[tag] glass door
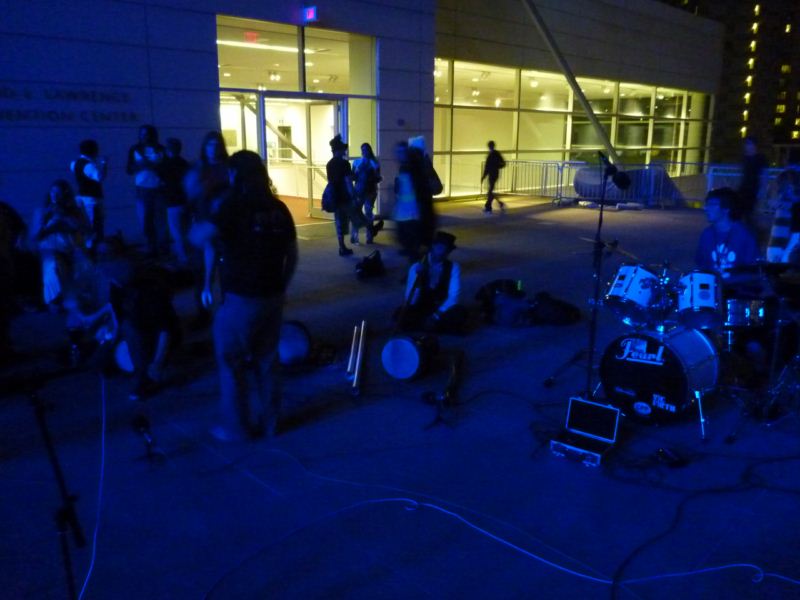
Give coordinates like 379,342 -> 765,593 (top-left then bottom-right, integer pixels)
263,97 -> 340,217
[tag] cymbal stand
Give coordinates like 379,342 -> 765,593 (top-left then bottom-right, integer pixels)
694,390 -> 708,440
30,389 -> 86,600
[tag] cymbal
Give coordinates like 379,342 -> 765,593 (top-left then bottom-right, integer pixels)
578,237 -> 639,261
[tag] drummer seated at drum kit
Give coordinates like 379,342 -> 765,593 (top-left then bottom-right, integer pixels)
395,231 -> 467,335
695,187 -> 759,279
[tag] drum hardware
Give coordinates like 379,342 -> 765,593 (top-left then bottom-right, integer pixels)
581,154 -> 632,401
423,350 -> 465,430
578,237 -> 639,261
29,386 -> 87,600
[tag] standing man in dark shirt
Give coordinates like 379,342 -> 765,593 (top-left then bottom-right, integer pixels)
193,150 -> 298,441
481,140 -> 506,214
127,125 -> 167,256
71,139 -> 107,248
161,138 -> 190,263
737,135 -> 768,230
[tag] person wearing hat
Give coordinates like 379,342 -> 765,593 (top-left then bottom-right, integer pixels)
398,230 -> 466,334
326,134 -> 379,256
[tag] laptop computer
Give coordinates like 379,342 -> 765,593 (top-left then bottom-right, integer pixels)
550,397 -> 621,467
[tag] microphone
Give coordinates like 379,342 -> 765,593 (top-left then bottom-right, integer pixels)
597,151 -> 618,175
598,151 -> 632,191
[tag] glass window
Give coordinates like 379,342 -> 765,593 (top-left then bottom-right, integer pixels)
305,28 -> 374,95
617,119 -> 650,147
433,106 -> 452,152
570,118 -> 612,146
217,16 -> 301,91
654,88 -> 684,118
618,83 -> 653,116
449,154 -> 486,196
520,71 -> 570,111
219,92 -> 259,153
518,112 -> 567,150
574,78 -> 615,115
652,121 -> 681,147
616,149 -> 648,165
684,120 -> 708,148
434,58 -> 452,105
686,92 -> 709,120
452,108 -> 515,151
453,61 -> 518,109
348,98 -> 376,153
432,154 -> 451,196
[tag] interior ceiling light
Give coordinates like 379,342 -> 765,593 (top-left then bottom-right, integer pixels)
471,77 -> 479,82
312,78 -> 320,83
529,80 -> 539,88
603,87 -> 611,94
216,40 -> 314,54
305,61 -> 314,67
223,72 -> 231,77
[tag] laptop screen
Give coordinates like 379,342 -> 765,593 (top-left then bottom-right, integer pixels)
566,397 -> 620,443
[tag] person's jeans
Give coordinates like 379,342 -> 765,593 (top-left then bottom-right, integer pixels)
213,293 -> 284,436
136,187 -> 168,254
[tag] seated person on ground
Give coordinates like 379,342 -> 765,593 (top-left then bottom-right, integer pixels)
66,261 -> 181,400
397,230 -> 466,334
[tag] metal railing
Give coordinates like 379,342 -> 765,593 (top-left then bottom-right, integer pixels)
486,160 -> 785,208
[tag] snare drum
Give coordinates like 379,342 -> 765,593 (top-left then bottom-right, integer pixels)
599,327 -> 718,422
604,264 -> 659,325
279,321 -> 312,366
381,335 -> 439,380
676,271 -> 722,330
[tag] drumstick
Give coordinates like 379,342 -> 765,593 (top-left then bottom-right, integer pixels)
346,325 -> 359,375
352,320 -> 367,395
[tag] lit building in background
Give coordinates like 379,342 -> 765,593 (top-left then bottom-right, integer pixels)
661,0 -> 800,164
0,0 -> 723,227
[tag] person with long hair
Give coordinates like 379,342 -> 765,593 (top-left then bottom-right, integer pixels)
32,180 -> 89,307
191,150 -> 298,441
126,125 -> 166,256
184,131 -> 230,327
351,142 -> 384,244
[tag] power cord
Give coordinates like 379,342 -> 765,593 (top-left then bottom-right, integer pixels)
78,375 -> 107,600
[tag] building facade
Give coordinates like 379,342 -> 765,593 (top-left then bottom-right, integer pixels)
0,0 -> 722,232
661,0 -> 800,164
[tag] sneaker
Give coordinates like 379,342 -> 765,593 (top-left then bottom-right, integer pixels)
499,201 -> 506,213
482,207 -> 493,214
350,237 -> 360,245
339,246 -> 354,256
372,219 -> 385,238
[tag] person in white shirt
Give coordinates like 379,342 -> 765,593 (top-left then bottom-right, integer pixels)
398,231 -> 466,334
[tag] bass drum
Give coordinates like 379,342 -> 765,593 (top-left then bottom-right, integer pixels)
599,327 -> 718,422
381,335 -> 439,380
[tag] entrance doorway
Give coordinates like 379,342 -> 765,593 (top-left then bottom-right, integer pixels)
264,98 -> 340,217
218,92 -> 342,218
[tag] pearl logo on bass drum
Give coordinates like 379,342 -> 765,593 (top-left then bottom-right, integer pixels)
615,338 -> 665,366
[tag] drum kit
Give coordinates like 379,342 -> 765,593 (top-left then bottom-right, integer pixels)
598,258 -> 800,428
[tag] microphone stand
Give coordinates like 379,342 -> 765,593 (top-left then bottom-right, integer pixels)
30,389 -> 86,600
585,154 -> 630,400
